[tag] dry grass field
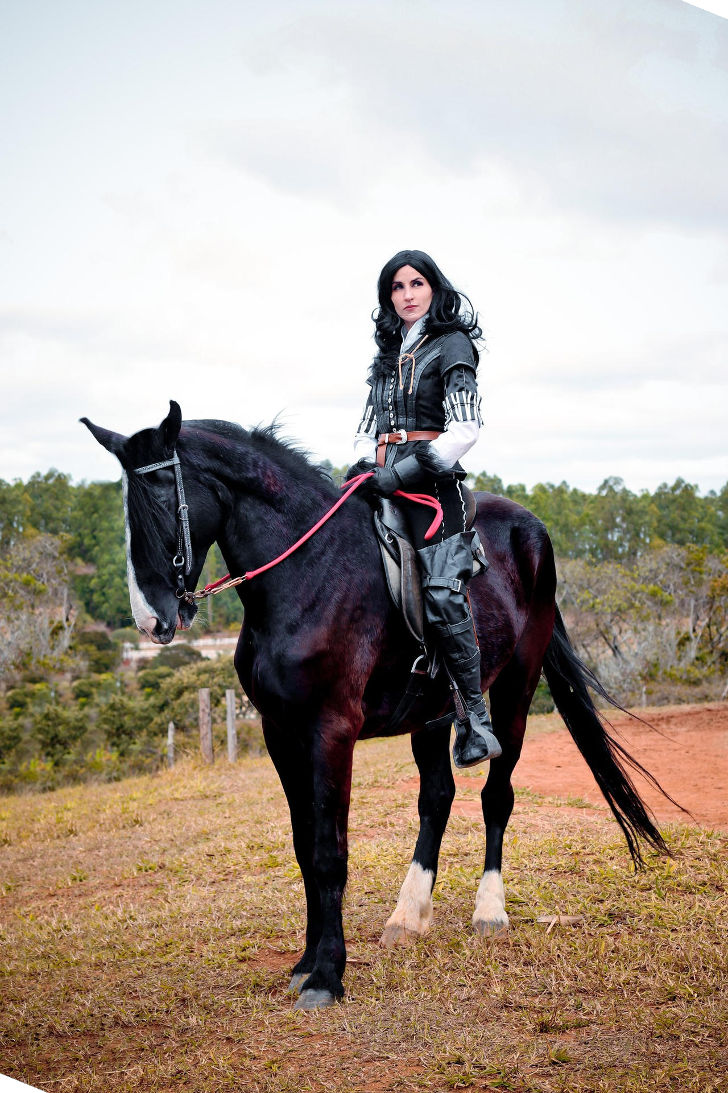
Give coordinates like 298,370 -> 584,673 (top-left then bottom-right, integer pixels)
1,710 -> 726,1092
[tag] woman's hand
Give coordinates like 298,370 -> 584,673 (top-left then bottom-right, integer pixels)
362,467 -> 400,497
360,456 -> 424,498
344,458 -> 376,482
347,455 -> 426,499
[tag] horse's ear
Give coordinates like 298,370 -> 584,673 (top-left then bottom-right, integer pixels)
161,401 -> 182,450
80,418 -> 127,459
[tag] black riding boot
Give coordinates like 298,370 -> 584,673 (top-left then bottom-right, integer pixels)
417,532 -> 502,768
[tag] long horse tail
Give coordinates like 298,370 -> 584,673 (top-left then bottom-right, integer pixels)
542,605 -> 674,867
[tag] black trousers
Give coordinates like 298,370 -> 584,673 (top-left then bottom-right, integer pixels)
400,476 -> 468,550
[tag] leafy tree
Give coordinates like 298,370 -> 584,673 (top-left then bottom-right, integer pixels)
23,470 -> 75,536
70,481 -> 128,628
652,479 -> 720,549
471,472 -> 505,495
0,479 -> 33,549
195,543 -> 244,631
469,473 -> 727,559
0,470 -> 75,548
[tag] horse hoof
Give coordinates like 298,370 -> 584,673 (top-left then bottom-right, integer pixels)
294,988 -> 337,1010
473,917 -> 510,938
379,923 -> 419,947
288,973 -> 308,994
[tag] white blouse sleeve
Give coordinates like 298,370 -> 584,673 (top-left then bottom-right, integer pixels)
353,390 -> 377,462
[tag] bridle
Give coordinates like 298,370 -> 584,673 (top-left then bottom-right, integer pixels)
132,452 -> 444,608
133,451 -> 193,603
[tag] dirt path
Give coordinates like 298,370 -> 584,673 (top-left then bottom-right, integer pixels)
505,701 -> 727,830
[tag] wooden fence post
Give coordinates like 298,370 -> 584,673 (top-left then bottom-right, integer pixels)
199,689 -> 213,763
226,689 -> 238,763
167,721 -> 175,768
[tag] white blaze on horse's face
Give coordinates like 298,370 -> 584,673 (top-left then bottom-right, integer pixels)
122,471 -> 159,640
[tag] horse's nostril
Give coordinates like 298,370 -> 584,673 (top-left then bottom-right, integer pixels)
153,618 -> 178,645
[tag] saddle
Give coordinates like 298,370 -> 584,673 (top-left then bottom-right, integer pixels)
373,486 -> 486,645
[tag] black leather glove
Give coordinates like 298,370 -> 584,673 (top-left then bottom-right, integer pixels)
361,456 -> 425,498
344,457 -> 376,482
364,466 -> 400,497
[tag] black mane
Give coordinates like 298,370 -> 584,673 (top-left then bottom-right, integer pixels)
249,423 -> 339,497
181,419 -> 339,498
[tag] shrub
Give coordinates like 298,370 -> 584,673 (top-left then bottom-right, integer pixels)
153,644 -> 203,669
0,717 -> 22,761
72,629 -> 119,674
32,705 -> 88,762
96,693 -> 151,755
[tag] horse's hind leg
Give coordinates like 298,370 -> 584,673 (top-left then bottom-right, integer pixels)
381,721 -> 455,946
473,639 -> 546,937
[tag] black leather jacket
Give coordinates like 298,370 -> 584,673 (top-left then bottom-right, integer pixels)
357,331 -> 481,475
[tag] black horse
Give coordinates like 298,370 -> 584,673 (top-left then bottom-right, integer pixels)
83,402 -> 667,1010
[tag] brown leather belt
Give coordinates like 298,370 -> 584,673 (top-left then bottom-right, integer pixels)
376,430 -> 441,467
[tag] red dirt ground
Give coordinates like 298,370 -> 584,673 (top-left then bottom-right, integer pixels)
460,701 -> 728,831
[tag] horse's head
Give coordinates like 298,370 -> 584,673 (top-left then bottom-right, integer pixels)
81,401 -> 203,644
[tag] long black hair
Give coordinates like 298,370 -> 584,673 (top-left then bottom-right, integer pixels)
371,250 -> 482,377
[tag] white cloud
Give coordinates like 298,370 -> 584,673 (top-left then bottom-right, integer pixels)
0,0 -> 725,495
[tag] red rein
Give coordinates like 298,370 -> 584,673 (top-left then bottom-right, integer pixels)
198,471 -> 443,596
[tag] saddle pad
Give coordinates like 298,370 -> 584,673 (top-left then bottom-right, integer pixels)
374,505 -> 425,644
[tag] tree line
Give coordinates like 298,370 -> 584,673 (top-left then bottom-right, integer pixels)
0,470 -> 242,632
470,472 -> 728,560
0,466 -> 726,790
1,468 -> 724,630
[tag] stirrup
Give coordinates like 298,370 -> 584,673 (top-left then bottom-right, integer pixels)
452,710 -> 502,768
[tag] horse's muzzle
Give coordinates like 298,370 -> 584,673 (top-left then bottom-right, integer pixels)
138,617 -> 177,644
153,620 -> 178,644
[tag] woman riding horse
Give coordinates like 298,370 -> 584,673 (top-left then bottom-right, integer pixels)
347,250 -> 500,769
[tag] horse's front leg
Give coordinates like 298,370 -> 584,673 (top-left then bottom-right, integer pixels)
262,718 -> 323,993
292,711 -> 357,1010
381,720 -> 455,946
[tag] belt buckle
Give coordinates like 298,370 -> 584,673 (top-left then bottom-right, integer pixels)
392,429 -> 408,444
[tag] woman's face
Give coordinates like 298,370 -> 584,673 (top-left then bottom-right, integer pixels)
391,265 -> 433,331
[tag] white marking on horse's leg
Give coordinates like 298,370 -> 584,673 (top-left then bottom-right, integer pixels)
380,862 -> 434,947
122,472 -> 158,637
472,869 -> 509,937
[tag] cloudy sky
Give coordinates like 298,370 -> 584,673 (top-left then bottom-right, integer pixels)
1,0 -> 726,494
